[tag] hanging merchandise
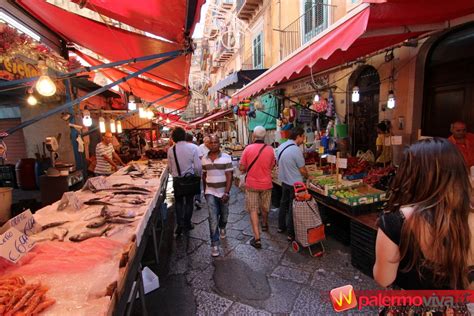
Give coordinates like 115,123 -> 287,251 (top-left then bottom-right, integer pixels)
289,106 -> 296,122
76,135 -> 84,153
313,98 -> 328,113
247,103 -> 256,118
0,140 -> 7,160
326,89 -> 335,117
233,105 -> 239,114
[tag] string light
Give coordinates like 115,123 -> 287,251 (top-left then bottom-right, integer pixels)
117,121 -> 123,133
351,86 -> 360,103
99,116 -> 106,133
387,90 -> 396,109
82,110 -> 92,127
26,88 -> 37,106
110,119 -> 116,133
166,117 -> 171,124
128,92 -> 136,111
35,60 -> 56,96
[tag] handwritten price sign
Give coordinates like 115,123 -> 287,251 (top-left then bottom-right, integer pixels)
0,210 -> 41,236
0,227 -> 36,263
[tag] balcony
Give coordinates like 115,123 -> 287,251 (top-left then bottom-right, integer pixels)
279,2 -> 334,60
220,0 -> 235,11
210,59 -> 220,74
236,0 -> 263,22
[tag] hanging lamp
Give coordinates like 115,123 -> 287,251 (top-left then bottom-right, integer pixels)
128,92 -> 136,111
387,90 -> 396,109
82,110 -> 92,127
35,60 -> 56,96
351,86 -> 360,103
110,119 -> 116,133
99,116 -> 106,133
26,88 -> 37,106
117,121 -> 123,133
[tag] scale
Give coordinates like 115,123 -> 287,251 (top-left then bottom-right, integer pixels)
45,136 -> 59,167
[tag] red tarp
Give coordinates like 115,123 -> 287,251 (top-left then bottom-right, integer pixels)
77,52 -> 189,109
190,109 -> 233,127
18,0 -> 190,87
69,0 -> 206,44
232,0 -> 474,102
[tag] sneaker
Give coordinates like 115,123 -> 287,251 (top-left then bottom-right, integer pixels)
219,228 -> 226,239
211,246 -> 220,257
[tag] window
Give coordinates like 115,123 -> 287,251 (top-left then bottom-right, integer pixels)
302,0 -> 328,43
194,99 -> 204,115
252,32 -> 264,69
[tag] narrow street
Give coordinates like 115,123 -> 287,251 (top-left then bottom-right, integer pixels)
141,184 -> 380,315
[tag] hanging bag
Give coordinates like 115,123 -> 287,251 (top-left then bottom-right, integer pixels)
172,146 -> 201,197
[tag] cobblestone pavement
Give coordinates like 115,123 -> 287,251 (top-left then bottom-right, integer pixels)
146,186 -> 381,315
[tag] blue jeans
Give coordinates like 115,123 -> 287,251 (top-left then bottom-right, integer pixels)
175,193 -> 194,229
206,194 -> 229,246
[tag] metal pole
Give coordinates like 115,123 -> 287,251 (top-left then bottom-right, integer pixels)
4,55 -> 182,137
0,50 -> 186,88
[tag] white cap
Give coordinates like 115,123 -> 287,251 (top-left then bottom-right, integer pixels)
254,126 -> 266,139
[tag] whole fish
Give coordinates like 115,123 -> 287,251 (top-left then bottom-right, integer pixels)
42,221 -> 69,230
112,190 -> 148,195
69,226 -> 111,242
86,217 -> 106,228
106,217 -> 135,224
84,200 -> 113,206
100,205 -> 122,218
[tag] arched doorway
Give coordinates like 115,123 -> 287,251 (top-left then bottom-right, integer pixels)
348,66 -> 380,155
422,23 -> 474,137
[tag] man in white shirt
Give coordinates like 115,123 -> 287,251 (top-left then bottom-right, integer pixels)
198,136 -> 210,159
167,128 -> 202,236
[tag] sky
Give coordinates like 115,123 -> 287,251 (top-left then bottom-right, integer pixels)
192,1 -> 210,39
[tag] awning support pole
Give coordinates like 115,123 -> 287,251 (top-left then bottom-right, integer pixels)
5,54 -> 183,137
0,50 -> 186,89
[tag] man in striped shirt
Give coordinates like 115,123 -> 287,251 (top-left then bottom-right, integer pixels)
202,135 -> 233,257
94,132 -> 124,176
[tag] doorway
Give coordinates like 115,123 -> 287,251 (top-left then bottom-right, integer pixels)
348,66 -> 380,155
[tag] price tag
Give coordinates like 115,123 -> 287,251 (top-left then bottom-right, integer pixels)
391,136 -> 402,145
327,155 -> 337,164
0,210 -> 41,236
57,192 -> 83,211
336,158 -> 348,169
87,176 -> 110,191
318,146 -> 325,154
0,227 -> 36,263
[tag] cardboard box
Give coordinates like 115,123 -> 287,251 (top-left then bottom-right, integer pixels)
329,185 -> 387,206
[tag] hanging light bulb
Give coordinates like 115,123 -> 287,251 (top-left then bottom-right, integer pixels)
117,120 -> 123,133
128,93 -> 136,111
138,104 -> 147,119
159,113 -> 163,120
26,88 -> 37,106
387,90 -> 396,109
35,60 -> 56,96
82,109 -> 92,127
110,119 -> 116,133
313,93 -> 320,103
166,117 -> 171,124
99,116 -> 106,133
147,110 -> 155,120
351,86 -> 360,103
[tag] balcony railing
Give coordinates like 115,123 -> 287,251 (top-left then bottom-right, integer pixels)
279,2 -> 334,60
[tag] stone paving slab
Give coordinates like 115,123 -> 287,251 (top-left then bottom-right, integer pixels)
191,209 -> 209,224
219,236 -> 244,256
224,302 -> 271,316
194,289 -> 233,316
227,244 -> 283,274
186,220 -> 210,242
188,265 -> 215,293
271,265 -> 312,284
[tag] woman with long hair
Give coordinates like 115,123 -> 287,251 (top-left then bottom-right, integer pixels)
373,138 -> 474,289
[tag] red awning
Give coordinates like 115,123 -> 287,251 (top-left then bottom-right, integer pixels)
68,0 -> 206,44
190,109 -> 233,127
77,52 -> 189,109
232,0 -> 474,102
17,0 -> 190,87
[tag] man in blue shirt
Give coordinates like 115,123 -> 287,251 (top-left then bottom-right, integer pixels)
276,127 -> 308,240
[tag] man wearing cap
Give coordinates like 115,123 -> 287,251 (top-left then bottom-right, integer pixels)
239,126 -> 276,249
94,131 -> 124,176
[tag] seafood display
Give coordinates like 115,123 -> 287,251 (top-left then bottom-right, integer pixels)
0,160 -> 168,315
0,276 -> 55,315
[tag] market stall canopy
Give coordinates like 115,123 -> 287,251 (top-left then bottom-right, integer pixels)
208,69 -> 268,95
189,109 -> 233,127
77,52 -> 189,109
68,0 -> 205,44
232,0 -> 474,102
70,77 -> 120,99
17,0 -> 191,87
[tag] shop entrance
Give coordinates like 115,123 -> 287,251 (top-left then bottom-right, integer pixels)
422,24 -> 474,137
348,66 -> 380,155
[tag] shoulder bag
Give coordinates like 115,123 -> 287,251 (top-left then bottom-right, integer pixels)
239,144 -> 267,189
172,145 -> 201,197
277,143 -> 296,163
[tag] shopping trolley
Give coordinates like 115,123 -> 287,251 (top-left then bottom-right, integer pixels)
292,182 -> 325,257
